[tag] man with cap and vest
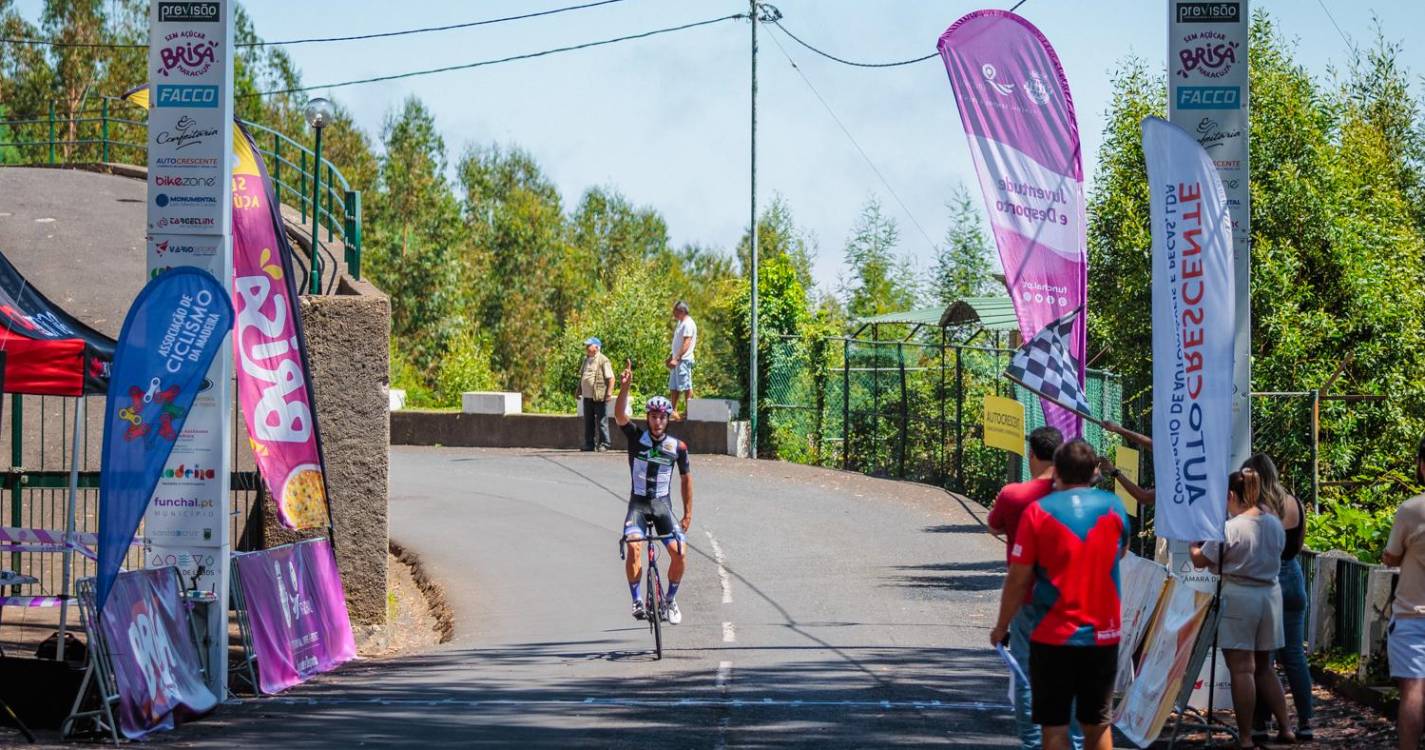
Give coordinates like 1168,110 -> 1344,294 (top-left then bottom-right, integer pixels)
578,337 -> 616,451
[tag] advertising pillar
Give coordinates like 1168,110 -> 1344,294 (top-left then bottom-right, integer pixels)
1168,0 -> 1250,469
144,0 -> 234,697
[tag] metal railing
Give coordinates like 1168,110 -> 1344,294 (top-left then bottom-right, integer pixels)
0,99 -> 362,282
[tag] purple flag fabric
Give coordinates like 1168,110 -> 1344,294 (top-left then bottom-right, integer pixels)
232,539 -> 355,693
938,10 -> 1087,437
99,567 -> 217,739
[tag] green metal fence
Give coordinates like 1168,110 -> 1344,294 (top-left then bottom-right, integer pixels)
0,98 -> 362,284
4,392 -> 263,598
764,334 -> 1123,504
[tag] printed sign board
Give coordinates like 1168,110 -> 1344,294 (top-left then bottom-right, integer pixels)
1168,0 -> 1250,467
143,0 -> 235,699
983,395 -> 1026,456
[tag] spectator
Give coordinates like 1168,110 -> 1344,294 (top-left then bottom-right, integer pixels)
1189,469 -> 1296,748
577,337 -> 615,451
666,301 -> 697,421
1383,437 -> 1425,750
987,427 -> 1082,750
1245,453 -> 1313,742
990,439 -> 1127,750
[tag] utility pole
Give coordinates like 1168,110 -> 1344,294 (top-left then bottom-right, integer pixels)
748,0 -> 760,459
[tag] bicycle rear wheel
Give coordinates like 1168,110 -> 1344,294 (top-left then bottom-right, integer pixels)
648,563 -> 663,660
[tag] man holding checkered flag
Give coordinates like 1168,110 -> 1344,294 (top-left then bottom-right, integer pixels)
1004,308 -> 1095,422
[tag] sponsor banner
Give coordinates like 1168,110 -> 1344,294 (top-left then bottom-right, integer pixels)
157,1 -> 221,24
97,269 -> 233,612
1112,555 -> 1169,708
99,567 -> 217,739
146,0 -> 230,236
938,11 -> 1087,438
1115,446 -> 1141,516
232,122 -> 331,530
232,539 -> 355,693
1169,0 -> 1250,466
982,395 -> 1026,456
147,544 -> 221,594
1113,577 -> 1214,746
1142,117 -> 1233,542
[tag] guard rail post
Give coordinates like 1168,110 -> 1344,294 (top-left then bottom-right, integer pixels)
100,99 -> 110,163
344,190 -> 362,279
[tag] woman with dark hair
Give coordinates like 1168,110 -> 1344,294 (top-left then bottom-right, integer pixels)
1244,453 -> 1313,741
1190,469 -> 1296,749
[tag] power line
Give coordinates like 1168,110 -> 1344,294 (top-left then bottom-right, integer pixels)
256,0 -> 629,47
1313,0 -> 1357,53
770,19 -> 936,68
761,0 -> 1031,70
763,26 -> 942,257
245,14 -> 746,98
0,0 -> 629,50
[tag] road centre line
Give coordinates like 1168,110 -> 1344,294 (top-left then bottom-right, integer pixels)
722,621 -> 736,643
704,529 -> 733,604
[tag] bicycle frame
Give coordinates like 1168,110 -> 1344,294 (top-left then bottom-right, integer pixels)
619,529 -> 678,659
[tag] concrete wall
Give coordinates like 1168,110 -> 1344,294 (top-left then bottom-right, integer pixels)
262,275 -> 391,627
391,411 -> 743,456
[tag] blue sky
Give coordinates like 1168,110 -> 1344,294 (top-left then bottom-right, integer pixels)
20,1 -> 1425,292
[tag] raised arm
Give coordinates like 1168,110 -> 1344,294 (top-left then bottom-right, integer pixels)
1103,420 -> 1154,450
614,360 -> 632,427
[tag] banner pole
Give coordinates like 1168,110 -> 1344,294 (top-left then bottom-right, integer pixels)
57,395 -> 83,662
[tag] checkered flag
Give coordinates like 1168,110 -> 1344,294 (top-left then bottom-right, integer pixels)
1005,309 -> 1093,417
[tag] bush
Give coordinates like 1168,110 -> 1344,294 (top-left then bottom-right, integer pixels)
434,330 -> 498,405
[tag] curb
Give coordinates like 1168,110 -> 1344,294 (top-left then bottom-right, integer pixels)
389,540 -> 456,644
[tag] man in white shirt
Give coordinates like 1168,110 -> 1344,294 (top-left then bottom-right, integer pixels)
666,300 -> 697,421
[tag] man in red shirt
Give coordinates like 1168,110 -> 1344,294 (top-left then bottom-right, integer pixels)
991,439 -> 1129,750
987,427 -> 1068,749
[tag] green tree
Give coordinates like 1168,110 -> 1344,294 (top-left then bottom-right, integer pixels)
934,184 -> 996,305
1088,14 -> 1425,548
570,186 -> 670,291
365,97 -> 464,374
543,261 -> 679,412
459,144 -> 580,400
839,194 -> 917,319
735,194 -> 816,292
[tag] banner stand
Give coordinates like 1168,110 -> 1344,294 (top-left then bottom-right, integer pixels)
1162,592 -> 1235,749
228,564 -> 260,696
61,578 -> 121,745
56,396 -> 83,661
62,569 -> 210,744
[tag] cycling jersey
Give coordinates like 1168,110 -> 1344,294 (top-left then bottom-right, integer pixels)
621,423 -> 690,499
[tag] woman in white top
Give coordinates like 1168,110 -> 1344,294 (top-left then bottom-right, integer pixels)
1190,469 -> 1296,749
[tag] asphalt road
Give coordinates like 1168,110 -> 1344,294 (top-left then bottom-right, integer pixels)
49,447 -> 1017,748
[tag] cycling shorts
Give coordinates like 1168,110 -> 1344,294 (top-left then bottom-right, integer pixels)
623,495 -> 684,546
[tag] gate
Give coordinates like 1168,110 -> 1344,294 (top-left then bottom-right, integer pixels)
3,392 -> 263,598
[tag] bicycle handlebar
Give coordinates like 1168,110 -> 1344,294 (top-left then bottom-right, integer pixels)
618,533 -> 679,560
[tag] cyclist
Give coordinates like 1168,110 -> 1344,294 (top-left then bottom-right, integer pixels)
614,359 -> 692,625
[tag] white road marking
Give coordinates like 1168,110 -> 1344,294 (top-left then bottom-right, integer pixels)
716,660 -> 733,694
705,529 -> 732,604
722,621 -> 736,643
33,217 -> 54,223
270,696 -> 1011,711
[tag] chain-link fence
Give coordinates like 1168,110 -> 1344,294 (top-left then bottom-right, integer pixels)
764,334 -> 1123,505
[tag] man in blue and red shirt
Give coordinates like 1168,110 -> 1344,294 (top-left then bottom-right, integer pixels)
987,426 -> 1066,749
990,439 -> 1128,750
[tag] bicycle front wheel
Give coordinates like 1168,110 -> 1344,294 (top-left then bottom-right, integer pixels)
648,564 -> 663,660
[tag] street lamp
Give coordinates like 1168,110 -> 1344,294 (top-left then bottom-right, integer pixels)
303,97 -> 334,294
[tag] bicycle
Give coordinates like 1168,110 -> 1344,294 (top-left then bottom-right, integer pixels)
619,525 -> 678,660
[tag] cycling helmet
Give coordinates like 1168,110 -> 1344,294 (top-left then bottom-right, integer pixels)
645,396 -> 674,415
